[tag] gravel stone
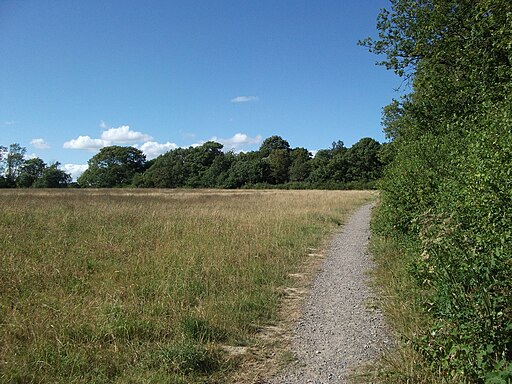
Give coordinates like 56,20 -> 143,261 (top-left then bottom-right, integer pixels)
270,203 -> 390,383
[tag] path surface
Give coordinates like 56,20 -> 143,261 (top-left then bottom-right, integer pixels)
270,203 -> 390,383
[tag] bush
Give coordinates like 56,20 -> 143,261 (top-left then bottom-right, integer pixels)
366,1 -> 512,381
375,93 -> 512,384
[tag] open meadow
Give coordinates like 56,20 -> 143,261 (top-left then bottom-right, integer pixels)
0,189 -> 375,383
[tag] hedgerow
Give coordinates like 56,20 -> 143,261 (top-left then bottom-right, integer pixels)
362,1 -> 512,381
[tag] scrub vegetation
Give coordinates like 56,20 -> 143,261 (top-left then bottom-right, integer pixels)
0,189 -> 374,383
361,1 -> 512,382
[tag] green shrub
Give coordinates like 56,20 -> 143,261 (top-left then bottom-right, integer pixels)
365,1 -> 512,381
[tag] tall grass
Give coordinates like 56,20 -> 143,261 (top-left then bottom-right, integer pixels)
0,189 -> 374,383
366,233 -> 449,384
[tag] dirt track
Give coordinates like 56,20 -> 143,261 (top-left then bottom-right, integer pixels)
269,203 -> 390,383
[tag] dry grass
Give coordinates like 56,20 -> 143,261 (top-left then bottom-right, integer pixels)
0,189 -> 375,383
362,234 -> 450,384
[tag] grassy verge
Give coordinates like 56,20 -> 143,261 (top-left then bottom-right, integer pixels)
365,234 -> 446,383
365,211 -> 461,383
0,189 -> 374,383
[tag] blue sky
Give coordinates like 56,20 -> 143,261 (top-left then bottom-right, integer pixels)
1,0 -> 399,179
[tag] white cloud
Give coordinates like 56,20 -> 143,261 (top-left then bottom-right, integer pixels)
63,164 -> 88,181
230,96 -> 259,103
4,120 -> 16,125
139,141 -> 178,159
210,133 -> 262,151
190,141 -> 204,148
63,135 -> 107,150
101,125 -> 153,143
63,124 -> 153,151
30,138 -> 50,149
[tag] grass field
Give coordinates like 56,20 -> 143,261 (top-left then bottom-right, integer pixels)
0,189 -> 375,383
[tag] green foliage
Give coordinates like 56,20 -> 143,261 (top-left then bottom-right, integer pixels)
267,148 -> 291,184
0,132 -> 382,190
34,162 -> 72,188
140,143 -> 227,188
3,143 -> 26,184
0,147 -> 72,188
258,135 -> 290,158
0,137 -> 384,190
78,145 -> 146,187
345,137 -> 383,182
289,148 -> 312,182
17,157 -> 46,187
413,104 -> 512,381
365,0 -> 512,381
135,136 -> 384,190
224,153 -> 269,188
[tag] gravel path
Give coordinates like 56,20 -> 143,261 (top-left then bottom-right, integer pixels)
270,203 -> 390,383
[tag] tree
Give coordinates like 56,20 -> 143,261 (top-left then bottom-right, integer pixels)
17,158 -> 46,187
225,153 -> 269,188
362,1 -> 512,380
259,135 -> 290,158
307,149 -> 333,183
34,162 -> 71,188
4,143 -> 26,185
344,138 -> 382,182
184,142 -> 225,187
0,145 -> 6,172
141,142 -> 227,188
326,153 -> 348,183
0,146 -> 7,187
78,146 -> 146,187
200,151 -> 235,188
330,140 -> 346,155
189,141 -> 224,167
267,149 -> 291,184
325,141 -> 349,183
289,148 -> 312,182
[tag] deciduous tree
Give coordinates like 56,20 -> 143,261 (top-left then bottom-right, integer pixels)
17,157 -> 46,187
259,135 -> 290,158
267,149 -> 291,184
289,148 -> 312,182
4,143 -> 26,185
78,146 -> 146,187
34,162 -> 71,188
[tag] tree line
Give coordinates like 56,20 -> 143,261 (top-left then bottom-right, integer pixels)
0,136 -> 387,189
362,0 -> 512,381
0,144 -> 71,188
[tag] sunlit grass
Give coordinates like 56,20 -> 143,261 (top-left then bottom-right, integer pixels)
0,189 -> 375,383
363,233 -> 449,384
